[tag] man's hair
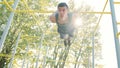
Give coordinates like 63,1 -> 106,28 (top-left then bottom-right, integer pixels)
57,2 -> 68,9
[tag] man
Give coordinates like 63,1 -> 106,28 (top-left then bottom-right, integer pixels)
49,2 -> 76,46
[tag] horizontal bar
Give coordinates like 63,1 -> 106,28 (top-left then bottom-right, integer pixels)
0,2 -> 4,4
0,1 -> 13,4
117,32 -> 120,38
0,53 -> 11,57
117,22 -> 120,24
3,0 -> 13,10
114,2 -> 120,4
12,10 -> 111,14
79,12 -> 111,14
13,10 -> 53,13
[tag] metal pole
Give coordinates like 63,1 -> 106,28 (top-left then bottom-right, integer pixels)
0,0 -> 19,53
109,0 -> 120,68
8,32 -> 21,68
35,34 -> 44,68
26,44 -> 29,68
92,35 -> 94,68
88,53 -> 90,68
42,46 -> 49,68
22,43 -> 29,68
22,58 -> 26,68
35,50 -> 40,68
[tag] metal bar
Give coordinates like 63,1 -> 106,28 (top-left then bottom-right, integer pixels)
22,42 -> 29,68
92,35 -> 94,68
13,10 -> 111,14
94,0 -> 108,34
117,22 -> 120,24
26,43 -> 29,68
42,46 -> 49,68
8,32 -> 21,68
88,56 -> 90,68
35,34 -> 44,68
117,32 -> 120,38
0,2 -> 4,4
0,0 -> 19,53
114,2 -> 120,4
91,0 -> 108,67
80,12 -> 110,14
109,0 -> 120,68
22,58 -> 26,68
21,0 -> 42,27
35,50 -> 40,68
0,1 -> 13,4
3,0 -> 13,10
0,53 -> 11,57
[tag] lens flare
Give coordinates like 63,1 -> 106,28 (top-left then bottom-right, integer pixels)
74,18 -> 82,28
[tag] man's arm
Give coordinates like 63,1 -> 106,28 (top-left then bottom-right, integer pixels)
49,13 -> 57,23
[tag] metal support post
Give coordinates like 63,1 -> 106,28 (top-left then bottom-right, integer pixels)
109,0 -> 120,68
0,0 -> 19,52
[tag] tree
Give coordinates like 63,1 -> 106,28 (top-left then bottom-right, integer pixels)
0,0 -> 102,68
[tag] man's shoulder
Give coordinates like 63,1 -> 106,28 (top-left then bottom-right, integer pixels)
69,12 -> 77,16
68,12 -> 73,17
68,12 -> 73,15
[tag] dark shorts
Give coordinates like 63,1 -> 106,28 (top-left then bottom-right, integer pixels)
58,26 -> 75,39
59,32 -> 74,39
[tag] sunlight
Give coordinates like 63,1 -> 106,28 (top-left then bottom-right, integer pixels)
73,0 -> 118,68
74,18 -> 82,28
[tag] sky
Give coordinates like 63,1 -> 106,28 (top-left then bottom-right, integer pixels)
59,0 -> 119,68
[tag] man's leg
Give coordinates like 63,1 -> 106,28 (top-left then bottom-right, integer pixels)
64,40 -> 67,46
60,33 -> 69,46
68,31 -> 74,46
68,37 -> 72,46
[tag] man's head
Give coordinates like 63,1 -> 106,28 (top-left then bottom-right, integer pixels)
57,2 -> 69,18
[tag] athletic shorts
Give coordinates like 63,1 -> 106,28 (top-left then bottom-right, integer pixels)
59,32 -> 74,39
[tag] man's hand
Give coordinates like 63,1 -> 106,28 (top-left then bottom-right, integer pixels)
50,11 -> 58,23
49,15 -> 56,23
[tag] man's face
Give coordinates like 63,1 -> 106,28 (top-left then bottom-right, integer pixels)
58,7 -> 68,18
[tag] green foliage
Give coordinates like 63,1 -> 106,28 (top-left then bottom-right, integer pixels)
0,0 -> 102,68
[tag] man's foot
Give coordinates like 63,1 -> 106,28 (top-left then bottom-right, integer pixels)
64,39 -> 71,46
68,40 -> 71,46
64,40 -> 67,46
